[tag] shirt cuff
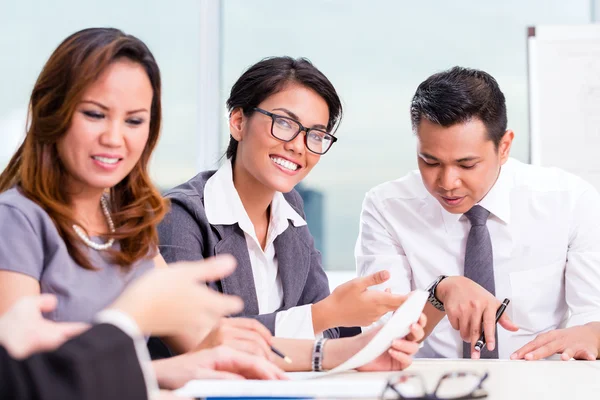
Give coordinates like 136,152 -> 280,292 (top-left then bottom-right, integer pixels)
95,309 -> 159,400
275,304 -> 322,339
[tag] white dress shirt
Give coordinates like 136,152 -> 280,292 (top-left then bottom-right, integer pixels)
356,158 -> 600,359
204,160 -> 318,339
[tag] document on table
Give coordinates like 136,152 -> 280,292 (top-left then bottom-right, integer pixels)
175,291 -> 428,398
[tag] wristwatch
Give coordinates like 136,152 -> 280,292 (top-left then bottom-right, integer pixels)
426,275 -> 447,312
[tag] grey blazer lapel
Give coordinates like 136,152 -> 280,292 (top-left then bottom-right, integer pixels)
213,224 -> 260,316
274,224 -> 310,310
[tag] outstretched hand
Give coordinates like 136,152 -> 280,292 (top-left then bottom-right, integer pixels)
0,294 -> 89,359
323,270 -> 408,328
109,255 -> 243,337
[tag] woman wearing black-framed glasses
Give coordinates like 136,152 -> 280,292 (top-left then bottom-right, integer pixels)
252,106 -> 338,155
157,56 -> 424,372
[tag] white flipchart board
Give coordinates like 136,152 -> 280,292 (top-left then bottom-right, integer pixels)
528,25 -> 600,191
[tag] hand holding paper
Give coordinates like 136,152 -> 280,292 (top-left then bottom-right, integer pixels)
326,290 -> 428,375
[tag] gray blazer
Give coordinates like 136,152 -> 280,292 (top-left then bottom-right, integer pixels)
158,171 -> 339,339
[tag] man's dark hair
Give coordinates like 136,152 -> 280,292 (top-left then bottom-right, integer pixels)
410,66 -> 507,148
225,56 -> 342,161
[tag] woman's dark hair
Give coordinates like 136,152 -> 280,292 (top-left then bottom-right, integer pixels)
410,66 -> 507,148
0,27 -> 168,270
225,56 -> 343,160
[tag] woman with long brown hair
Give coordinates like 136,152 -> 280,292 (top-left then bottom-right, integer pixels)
0,27 -> 289,389
0,27 -> 166,319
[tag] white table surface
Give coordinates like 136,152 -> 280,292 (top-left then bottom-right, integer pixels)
178,359 -> 600,399
323,359 -> 600,399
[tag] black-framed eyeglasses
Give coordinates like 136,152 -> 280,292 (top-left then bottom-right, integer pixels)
382,371 -> 489,400
252,107 -> 338,155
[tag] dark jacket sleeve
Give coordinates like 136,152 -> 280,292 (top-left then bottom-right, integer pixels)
158,199 -> 207,263
152,198 -> 207,359
0,324 -> 147,400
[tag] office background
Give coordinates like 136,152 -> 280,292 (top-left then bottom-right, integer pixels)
1,0 -> 598,276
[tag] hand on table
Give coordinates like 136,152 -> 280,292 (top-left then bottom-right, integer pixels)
511,324 -> 600,361
196,317 -> 273,359
154,345 -> 287,390
436,276 -> 519,359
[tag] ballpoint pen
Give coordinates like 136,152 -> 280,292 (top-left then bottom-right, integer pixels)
474,298 -> 510,352
271,345 -> 292,364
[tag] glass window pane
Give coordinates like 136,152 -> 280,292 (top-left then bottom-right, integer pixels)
0,0 -> 207,189
222,0 -> 591,271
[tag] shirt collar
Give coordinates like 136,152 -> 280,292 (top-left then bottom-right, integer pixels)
271,191 -> 307,229
204,159 -> 306,240
477,158 -> 514,225
438,158 -> 515,232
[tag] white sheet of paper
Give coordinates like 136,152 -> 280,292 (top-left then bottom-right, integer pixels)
175,375 -> 395,398
322,290 -> 428,376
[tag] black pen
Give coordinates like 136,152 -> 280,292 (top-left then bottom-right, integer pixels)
474,298 -> 510,352
271,345 -> 292,364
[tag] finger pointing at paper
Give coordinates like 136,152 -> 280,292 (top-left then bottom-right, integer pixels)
311,270 -> 408,333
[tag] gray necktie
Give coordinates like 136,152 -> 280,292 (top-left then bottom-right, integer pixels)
462,205 -> 498,359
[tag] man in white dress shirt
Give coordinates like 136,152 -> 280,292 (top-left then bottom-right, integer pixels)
356,66 -> 600,361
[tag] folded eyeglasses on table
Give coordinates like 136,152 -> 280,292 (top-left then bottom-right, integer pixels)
382,371 -> 489,400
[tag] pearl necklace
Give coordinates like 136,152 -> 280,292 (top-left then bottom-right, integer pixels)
72,195 -> 115,251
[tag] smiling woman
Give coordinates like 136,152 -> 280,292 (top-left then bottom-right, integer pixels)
57,60 -> 152,200
0,27 -> 165,271
157,56 -> 416,348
